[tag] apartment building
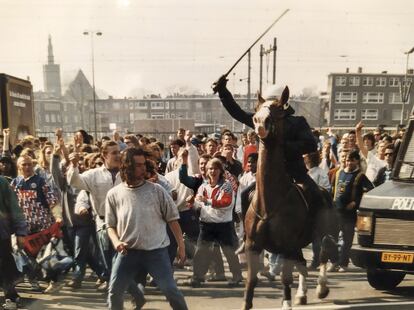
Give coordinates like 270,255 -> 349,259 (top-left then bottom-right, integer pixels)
328,68 -> 414,127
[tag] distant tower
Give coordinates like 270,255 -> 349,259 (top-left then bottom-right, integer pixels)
43,35 -> 62,97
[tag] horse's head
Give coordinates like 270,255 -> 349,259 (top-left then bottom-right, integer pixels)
253,86 -> 289,140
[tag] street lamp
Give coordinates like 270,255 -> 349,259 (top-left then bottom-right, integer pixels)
83,30 -> 102,140
400,47 -> 414,125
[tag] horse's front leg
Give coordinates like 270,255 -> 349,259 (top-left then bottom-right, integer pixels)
294,255 -> 308,305
241,247 -> 261,310
281,257 -> 294,310
317,235 -> 335,299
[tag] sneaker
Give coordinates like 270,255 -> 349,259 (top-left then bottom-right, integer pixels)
97,281 -> 108,292
327,263 -> 339,272
182,277 -> 202,288
206,273 -> 227,282
67,279 -> 82,289
44,281 -> 63,294
227,276 -> 243,287
29,281 -> 43,292
2,299 -> 17,310
338,266 -> 347,273
95,278 -> 104,287
260,270 -> 276,281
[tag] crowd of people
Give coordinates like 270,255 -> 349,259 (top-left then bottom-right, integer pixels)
0,116 -> 404,309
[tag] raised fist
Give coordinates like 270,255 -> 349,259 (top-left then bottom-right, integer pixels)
212,75 -> 228,93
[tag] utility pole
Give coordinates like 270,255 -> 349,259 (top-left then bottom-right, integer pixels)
273,37 -> 277,85
400,47 -> 414,125
259,45 -> 264,94
247,50 -> 251,110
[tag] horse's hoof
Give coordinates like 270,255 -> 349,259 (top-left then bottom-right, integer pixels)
294,295 -> 307,305
317,284 -> 330,299
281,299 -> 292,310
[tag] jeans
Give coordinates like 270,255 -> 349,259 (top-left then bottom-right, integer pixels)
97,228 -> 114,281
268,253 -> 283,275
108,247 -> 188,310
0,238 -> 20,301
42,257 -> 74,282
193,222 -> 242,280
73,225 -> 105,282
336,214 -> 356,267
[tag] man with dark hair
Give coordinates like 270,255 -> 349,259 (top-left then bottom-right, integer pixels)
165,139 -> 185,174
204,138 -> 218,157
373,145 -> 395,186
106,148 -> 188,310
331,150 -> 373,272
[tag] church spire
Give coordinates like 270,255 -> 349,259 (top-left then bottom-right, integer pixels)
48,34 -> 54,64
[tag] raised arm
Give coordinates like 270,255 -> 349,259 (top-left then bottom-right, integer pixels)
214,75 -> 254,128
355,121 -> 368,159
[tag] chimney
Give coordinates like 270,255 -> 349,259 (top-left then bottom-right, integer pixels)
408,69 -> 414,75
345,68 -> 349,73
357,67 -> 362,73
381,71 -> 387,74
27,76 -> 30,81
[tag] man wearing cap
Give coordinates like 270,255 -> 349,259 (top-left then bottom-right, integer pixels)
213,76 -> 323,248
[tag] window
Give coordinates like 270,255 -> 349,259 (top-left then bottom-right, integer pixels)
334,109 -> 356,120
44,103 -> 60,111
389,92 -> 409,104
165,102 -> 169,109
45,113 -> 50,123
151,113 -> 164,119
113,102 -> 120,109
362,92 -> 384,104
57,114 -> 61,122
195,102 -> 203,109
176,101 -> 189,109
51,114 -> 56,123
389,77 -> 400,87
335,76 -> 346,86
376,77 -> 386,87
361,109 -> 378,120
392,109 -> 402,121
402,78 -> 413,87
335,92 -> 357,104
194,112 -> 203,121
362,77 -> 374,86
349,77 -> 360,86
135,102 -> 147,109
134,112 -> 147,120
151,102 -> 164,109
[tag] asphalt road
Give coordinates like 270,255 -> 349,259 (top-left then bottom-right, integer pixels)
4,248 -> 414,310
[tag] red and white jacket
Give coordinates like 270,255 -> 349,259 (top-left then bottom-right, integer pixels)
194,179 -> 234,223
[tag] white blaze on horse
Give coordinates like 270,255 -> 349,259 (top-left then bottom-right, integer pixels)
242,85 -> 337,310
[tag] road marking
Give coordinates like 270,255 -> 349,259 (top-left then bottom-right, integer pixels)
234,300 -> 414,309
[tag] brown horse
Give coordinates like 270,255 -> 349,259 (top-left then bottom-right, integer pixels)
242,86 -> 336,310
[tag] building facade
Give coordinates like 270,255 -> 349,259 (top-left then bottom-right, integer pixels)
327,68 -> 414,128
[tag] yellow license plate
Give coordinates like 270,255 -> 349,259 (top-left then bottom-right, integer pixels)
381,252 -> 414,264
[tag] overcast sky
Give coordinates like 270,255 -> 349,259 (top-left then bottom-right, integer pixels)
1,0 -> 413,97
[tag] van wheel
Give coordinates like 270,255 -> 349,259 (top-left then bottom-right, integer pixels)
367,269 -> 405,290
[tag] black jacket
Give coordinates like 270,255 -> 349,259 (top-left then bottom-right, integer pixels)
219,88 -> 317,180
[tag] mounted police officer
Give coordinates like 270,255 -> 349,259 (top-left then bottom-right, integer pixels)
213,75 -> 325,253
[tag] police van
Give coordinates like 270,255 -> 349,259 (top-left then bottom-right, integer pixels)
351,117 -> 414,290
